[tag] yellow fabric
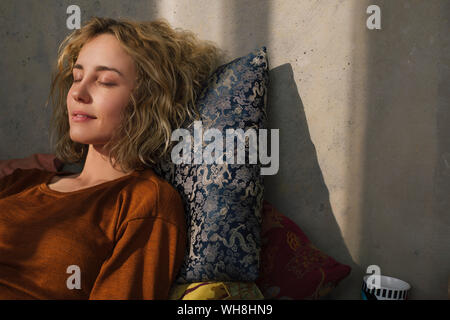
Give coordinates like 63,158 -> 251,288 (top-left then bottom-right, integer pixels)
169,281 -> 264,300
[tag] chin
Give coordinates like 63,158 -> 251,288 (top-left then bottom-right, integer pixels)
70,135 -> 108,147
69,133 -> 91,145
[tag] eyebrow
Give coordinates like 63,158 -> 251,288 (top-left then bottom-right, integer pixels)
73,63 -> 124,77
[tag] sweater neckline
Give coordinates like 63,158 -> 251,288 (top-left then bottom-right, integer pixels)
39,170 -> 141,196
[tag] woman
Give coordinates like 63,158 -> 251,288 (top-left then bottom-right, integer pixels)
0,17 -> 225,299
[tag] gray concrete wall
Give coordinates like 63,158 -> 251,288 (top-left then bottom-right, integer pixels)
0,0 -> 448,299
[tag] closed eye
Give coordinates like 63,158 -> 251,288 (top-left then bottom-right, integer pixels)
72,79 -> 116,87
98,81 -> 116,87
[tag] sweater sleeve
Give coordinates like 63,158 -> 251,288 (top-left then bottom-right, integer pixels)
88,216 -> 186,300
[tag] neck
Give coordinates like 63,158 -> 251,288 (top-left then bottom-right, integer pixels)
76,144 -> 133,184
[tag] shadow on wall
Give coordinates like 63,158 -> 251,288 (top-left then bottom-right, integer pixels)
358,0 -> 450,299
262,64 -> 361,299
220,0 -> 362,299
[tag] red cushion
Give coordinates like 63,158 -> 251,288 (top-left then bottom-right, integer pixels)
255,200 -> 351,299
0,154 -> 63,178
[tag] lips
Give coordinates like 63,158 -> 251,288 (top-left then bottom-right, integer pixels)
72,111 -> 97,119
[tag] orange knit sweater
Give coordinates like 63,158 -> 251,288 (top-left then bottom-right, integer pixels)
0,167 -> 186,299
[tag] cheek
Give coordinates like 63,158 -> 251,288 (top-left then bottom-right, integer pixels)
97,90 -> 131,121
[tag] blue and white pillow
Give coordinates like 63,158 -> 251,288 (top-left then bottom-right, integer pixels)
155,46 -> 269,283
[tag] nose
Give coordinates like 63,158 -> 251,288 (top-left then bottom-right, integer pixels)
70,82 -> 91,104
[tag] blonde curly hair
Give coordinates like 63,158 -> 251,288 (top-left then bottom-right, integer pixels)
47,17 -> 228,172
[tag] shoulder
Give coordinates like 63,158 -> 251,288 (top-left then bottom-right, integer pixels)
119,168 -> 185,227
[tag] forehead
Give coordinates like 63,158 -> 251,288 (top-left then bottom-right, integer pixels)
75,33 -> 135,75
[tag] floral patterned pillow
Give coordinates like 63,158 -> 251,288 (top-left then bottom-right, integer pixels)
155,47 -> 269,283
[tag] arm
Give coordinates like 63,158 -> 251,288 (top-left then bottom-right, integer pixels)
88,216 -> 187,300
0,153 -> 63,179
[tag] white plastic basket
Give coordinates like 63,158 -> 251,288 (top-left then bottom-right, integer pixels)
362,275 -> 411,300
